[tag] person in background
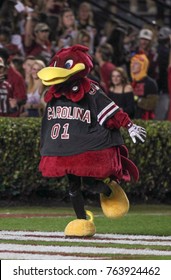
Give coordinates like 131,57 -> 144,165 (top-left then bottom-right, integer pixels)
77,2 -> 95,31
55,8 -> 78,51
134,28 -> 158,80
38,0 -> 60,42
124,26 -> 138,72
94,43 -> 116,93
76,1 -> 96,53
24,19 -> 52,64
75,29 -> 93,54
0,26 -> 22,57
107,25 -> 127,67
99,18 -> 117,46
20,59 -> 46,117
0,56 -> 18,117
0,47 -> 26,112
11,55 -> 25,78
130,53 -> 158,120
108,67 -> 135,118
22,55 -> 36,87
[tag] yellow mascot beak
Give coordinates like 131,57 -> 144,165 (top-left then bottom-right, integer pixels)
37,63 -> 85,86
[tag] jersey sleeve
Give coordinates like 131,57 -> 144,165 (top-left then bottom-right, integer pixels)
94,88 -> 120,125
105,110 -> 132,129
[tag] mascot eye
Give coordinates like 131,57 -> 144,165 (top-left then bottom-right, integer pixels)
65,59 -> 73,69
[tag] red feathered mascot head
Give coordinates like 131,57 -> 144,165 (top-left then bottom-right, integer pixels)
38,44 -> 93,86
38,45 -> 94,102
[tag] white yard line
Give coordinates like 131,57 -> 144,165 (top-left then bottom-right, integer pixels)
0,230 -> 171,241
0,233 -> 171,246
1,230 -> 171,240
0,243 -> 171,256
1,231 -> 171,259
0,252 -> 94,260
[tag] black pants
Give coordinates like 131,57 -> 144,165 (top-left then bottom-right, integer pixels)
67,174 -> 111,219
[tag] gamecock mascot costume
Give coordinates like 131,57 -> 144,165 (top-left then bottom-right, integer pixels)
38,45 -> 146,237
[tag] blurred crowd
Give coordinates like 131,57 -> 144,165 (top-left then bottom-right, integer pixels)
0,0 -> 171,121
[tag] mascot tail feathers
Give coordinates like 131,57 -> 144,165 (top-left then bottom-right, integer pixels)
121,155 -> 139,182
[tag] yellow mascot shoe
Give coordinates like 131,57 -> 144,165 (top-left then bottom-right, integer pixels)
64,210 -> 96,237
100,180 -> 129,218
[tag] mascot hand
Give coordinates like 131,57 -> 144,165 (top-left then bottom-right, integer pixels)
128,124 -> 146,143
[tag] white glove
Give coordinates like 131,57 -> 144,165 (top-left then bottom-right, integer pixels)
128,124 -> 146,143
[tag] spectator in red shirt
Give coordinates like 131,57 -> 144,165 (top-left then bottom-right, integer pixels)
0,48 -> 27,112
95,43 -> 116,93
0,57 -> 18,117
24,20 -> 52,64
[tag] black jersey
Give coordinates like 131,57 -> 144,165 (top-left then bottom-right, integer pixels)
0,79 -> 14,116
133,76 -> 158,97
40,85 -> 124,156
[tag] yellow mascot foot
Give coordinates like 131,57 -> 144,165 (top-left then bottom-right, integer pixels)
64,210 -> 96,237
100,180 -> 129,218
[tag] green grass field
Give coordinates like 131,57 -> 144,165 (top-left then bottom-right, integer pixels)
0,204 -> 171,260
0,204 -> 170,234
